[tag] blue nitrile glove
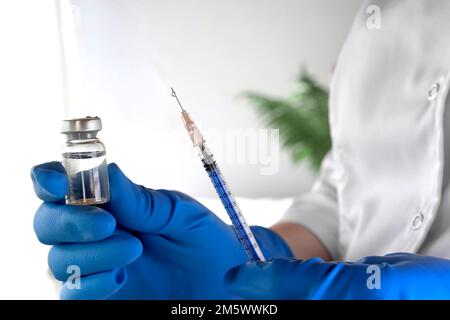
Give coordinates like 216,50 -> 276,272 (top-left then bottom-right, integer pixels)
224,253 -> 450,299
31,161 -> 292,300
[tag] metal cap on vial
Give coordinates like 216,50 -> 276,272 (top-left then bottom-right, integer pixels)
61,116 -> 102,133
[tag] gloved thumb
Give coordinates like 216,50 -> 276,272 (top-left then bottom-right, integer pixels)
31,161 -> 68,202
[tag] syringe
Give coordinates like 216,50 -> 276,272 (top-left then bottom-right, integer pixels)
171,88 -> 266,262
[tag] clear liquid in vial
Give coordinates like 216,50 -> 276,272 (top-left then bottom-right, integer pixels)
62,151 -> 110,205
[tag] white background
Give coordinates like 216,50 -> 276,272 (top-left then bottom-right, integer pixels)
0,0 -> 360,299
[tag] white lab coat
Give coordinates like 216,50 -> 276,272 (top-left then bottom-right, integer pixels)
281,0 -> 450,261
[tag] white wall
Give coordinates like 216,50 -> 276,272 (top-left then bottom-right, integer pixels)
0,0 -> 361,298
71,0 -> 362,198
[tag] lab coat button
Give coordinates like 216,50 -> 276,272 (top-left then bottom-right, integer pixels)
428,83 -> 440,101
412,213 -> 424,230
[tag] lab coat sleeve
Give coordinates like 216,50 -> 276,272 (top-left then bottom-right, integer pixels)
278,152 -> 340,259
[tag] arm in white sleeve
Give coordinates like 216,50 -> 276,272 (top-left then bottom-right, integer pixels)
279,152 -> 340,259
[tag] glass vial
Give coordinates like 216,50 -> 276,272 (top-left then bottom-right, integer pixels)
61,116 -> 110,205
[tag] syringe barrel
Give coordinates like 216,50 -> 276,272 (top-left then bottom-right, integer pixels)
197,144 -> 266,262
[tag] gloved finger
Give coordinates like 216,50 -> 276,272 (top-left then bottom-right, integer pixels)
31,162 -> 68,202
48,231 -> 143,281
103,163 -> 209,234
60,268 -> 127,300
34,203 -> 116,245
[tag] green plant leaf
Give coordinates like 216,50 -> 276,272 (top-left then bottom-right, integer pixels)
244,72 -> 331,171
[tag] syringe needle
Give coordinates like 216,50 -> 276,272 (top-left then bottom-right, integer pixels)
171,87 -> 205,147
171,87 -> 185,111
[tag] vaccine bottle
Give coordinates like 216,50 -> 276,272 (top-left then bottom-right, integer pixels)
61,116 -> 110,205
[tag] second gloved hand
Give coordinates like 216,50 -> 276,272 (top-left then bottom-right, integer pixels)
224,253 -> 450,299
31,162 -> 292,299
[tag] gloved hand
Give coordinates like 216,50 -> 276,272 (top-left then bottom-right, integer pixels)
31,161 -> 292,300
224,253 -> 450,299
